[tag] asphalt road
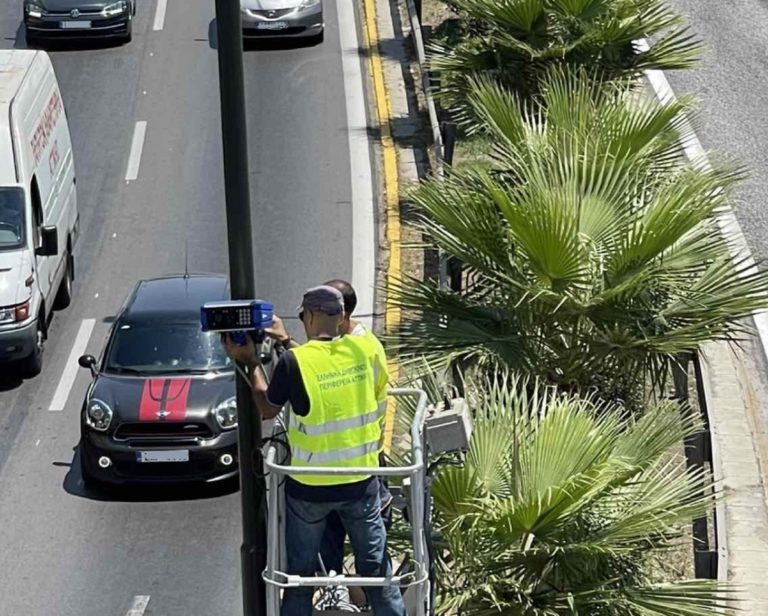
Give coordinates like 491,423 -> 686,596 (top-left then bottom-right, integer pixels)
665,0 -> 768,264
0,1 -> 375,614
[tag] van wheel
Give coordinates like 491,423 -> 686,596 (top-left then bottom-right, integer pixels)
54,252 -> 73,310
21,318 -> 44,378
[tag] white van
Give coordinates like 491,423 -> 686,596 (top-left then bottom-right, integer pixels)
0,50 -> 78,376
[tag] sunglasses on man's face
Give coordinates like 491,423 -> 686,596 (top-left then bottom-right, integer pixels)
298,310 -> 305,322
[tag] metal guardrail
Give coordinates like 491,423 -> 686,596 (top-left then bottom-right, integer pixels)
404,0 -> 455,292
404,0 -> 444,177
673,353 -> 728,583
691,355 -> 730,585
262,388 -> 431,615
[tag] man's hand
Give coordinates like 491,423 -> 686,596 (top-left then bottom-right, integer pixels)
221,333 -> 258,367
264,315 -> 291,345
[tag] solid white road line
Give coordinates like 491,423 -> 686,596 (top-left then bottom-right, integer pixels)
153,0 -> 168,31
49,319 -> 96,412
337,0 -> 376,331
125,121 -> 148,181
126,595 -> 150,616
637,38 -> 768,363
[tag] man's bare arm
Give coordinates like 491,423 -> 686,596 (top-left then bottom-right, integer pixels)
248,362 -> 282,420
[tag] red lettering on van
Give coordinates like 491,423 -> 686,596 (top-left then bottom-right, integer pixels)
48,140 -> 60,175
29,90 -> 64,167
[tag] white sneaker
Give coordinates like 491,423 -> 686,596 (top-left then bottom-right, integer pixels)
315,571 -> 359,612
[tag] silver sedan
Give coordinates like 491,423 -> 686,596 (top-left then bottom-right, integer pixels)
240,0 -> 323,43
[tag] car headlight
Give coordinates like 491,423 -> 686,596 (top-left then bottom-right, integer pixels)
102,1 -> 128,17
299,0 -> 320,8
0,301 -> 31,324
25,3 -> 45,18
85,399 -> 113,432
213,397 -> 238,430
0,307 -> 14,324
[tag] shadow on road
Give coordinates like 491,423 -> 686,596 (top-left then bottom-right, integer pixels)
61,445 -> 240,503
25,37 -> 128,53
0,369 -> 24,392
8,23 -> 25,49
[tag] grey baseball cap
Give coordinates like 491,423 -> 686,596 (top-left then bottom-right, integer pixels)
298,285 -> 345,315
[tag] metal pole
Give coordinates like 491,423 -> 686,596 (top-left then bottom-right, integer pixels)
213,2 -> 266,614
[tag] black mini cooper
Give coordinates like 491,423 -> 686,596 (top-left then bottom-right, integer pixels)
78,274 -> 260,486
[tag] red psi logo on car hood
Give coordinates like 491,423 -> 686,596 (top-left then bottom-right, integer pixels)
138,379 -> 191,422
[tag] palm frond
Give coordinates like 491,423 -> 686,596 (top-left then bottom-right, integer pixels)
430,0 -> 701,124
394,67 -> 766,403
425,366 -> 731,615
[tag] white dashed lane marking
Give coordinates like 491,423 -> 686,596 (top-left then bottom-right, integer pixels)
153,0 -> 168,31
125,121 -> 148,181
126,595 -> 150,616
48,318 -> 96,411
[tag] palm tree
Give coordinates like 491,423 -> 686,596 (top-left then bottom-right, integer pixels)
390,68 -> 768,405
424,368 -> 731,615
430,0 -> 701,127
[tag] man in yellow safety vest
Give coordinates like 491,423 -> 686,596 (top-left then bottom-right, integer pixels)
266,279 -> 394,578
222,285 -> 405,616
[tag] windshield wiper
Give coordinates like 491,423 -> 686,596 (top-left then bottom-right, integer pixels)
108,366 -> 146,376
108,366 -> 231,376
161,368 -> 211,375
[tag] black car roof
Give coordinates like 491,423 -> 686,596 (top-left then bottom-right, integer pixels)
121,274 -> 230,324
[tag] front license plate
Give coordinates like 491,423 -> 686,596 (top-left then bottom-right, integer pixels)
60,20 -> 92,29
138,450 -> 189,463
256,21 -> 288,30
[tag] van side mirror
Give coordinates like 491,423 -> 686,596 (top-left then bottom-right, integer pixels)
78,354 -> 97,375
36,226 -> 58,257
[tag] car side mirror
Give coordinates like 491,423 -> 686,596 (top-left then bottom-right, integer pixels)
78,354 -> 97,375
36,226 -> 58,257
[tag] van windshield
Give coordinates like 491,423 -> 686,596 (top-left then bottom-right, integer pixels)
0,188 -> 25,251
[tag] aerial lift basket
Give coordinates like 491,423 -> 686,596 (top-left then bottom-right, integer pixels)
263,388 -> 431,616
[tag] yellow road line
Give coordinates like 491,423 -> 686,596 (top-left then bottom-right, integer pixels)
361,0 -> 401,454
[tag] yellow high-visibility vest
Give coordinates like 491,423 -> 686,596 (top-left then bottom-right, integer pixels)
351,323 -> 388,404
288,334 -> 387,486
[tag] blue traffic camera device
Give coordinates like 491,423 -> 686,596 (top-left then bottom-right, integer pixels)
200,300 -> 274,345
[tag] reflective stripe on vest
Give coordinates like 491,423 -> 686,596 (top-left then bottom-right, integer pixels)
290,438 -> 381,464
288,335 -> 384,486
288,405 -> 385,437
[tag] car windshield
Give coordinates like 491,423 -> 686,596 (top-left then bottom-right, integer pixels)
0,188 -> 25,251
105,322 -> 233,374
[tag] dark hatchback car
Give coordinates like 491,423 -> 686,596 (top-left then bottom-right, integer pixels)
23,0 -> 136,45
78,274 -> 263,487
